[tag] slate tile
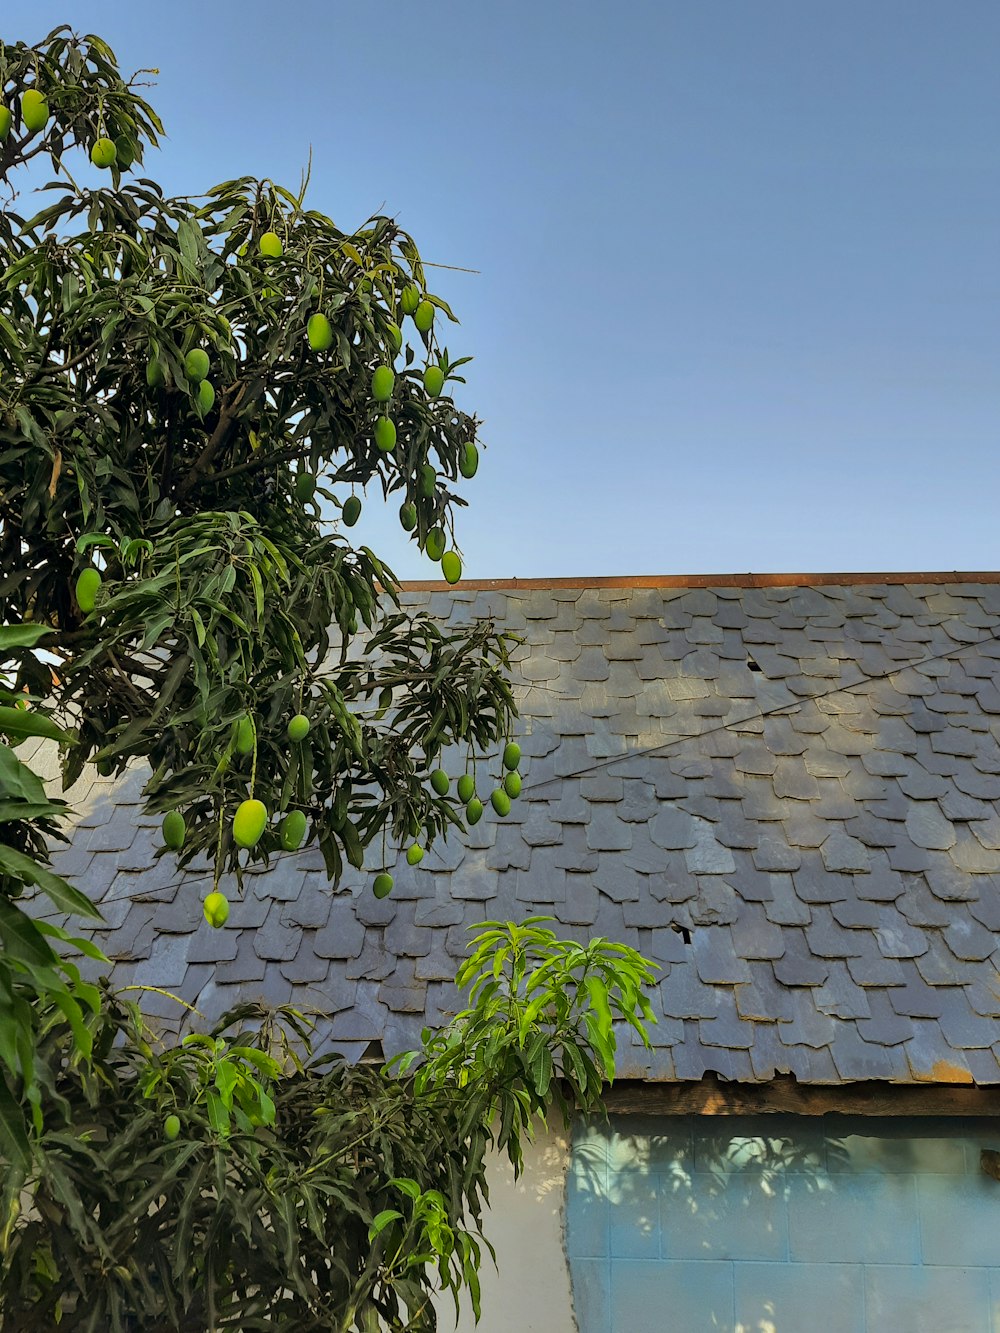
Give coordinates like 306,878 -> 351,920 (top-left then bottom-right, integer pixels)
942,914 -> 998,962
813,960 -> 871,1020
821,831 -> 869,874
853,990 -> 912,1046
777,990 -> 836,1048
413,892 -> 466,927
331,987 -> 388,1037
385,904 -> 433,957
669,1032 -> 752,1081
854,781 -> 906,817
279,949 -> 331,984
691,927 -> 752,983
553,872 -> 599,920
828,896 -> 884,929
151,894 -> 201,934
896,765 -> 949,800
969,814 -> 1000,849
967,881 -> 1000,930
886,961 -> 945,1018
648,926 -> 689,964
895,882 -> 952,928
803,747 -> 850,778
214,945 -> 268,984
752,834 -> 801,873
734,966 -> 795,1022
252,909 -> 300,963
771,930 -> 830,986
658,960 -> 719,1020
620,779 -> 657,822
805,907 -> 865,958
953,768 -> 1000,799
693,874 -> 741,927
734,742 -> 778,777
875,918 -> 929,959
830,1026 -> 909,1080
813,784 -> 861,822
712,802 -> 759,849
576,648 -> 611,681
763,873 -> 811,925
938,788 -> 993,822
280,889 -> 332,931
126,932 -> 193,989
904,804 -> 956,850
885,840 -> 934,874
936,991 -> 1000,1049
913,933 -> 964,986
952,833 -> 1000,874
83,818 -> 139,853
844,936 -> 906,988
782,808 -> 832,849
414,946 -> 459,982
730,903 -> 785,960
649,852 -> 699,903
963,979 -> 1000,1019
621,829 -> 671,874
793,853 -> 850,904
860,750 -> 909,778
648,806 -> 697,851
485,827 -> 532,871
313,899 -> 367,958
699,990 -> 754,1049
187,925 -> 239,964
586,807 -> 631,852
961,1047 -> 1000,1083
682,823 -> 736,875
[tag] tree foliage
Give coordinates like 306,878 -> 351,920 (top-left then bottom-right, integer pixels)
0,921 -> 656,1331
0,30 -> 660,1331
0,26 -> 515,1129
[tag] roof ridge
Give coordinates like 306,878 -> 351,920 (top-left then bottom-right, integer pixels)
399,572 -> 1000,592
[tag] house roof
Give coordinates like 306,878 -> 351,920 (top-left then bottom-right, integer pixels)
33,574 -> 1000,1086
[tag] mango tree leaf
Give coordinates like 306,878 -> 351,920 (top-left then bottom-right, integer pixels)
0,707 -> 73,742
0,624 -> 53,651
0,846 -> 102,919
0,743 -> 49,803
0,1072 -> 30,1172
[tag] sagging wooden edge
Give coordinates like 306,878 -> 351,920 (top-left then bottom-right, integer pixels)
601,1075 -> 1000,1117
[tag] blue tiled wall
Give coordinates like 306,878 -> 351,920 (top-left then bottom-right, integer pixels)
566,1114 -> 1000,1333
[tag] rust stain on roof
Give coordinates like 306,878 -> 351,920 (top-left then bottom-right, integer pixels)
912,1061 -> 976,1086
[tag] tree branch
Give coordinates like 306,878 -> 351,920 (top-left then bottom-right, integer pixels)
175,377 -> 264,499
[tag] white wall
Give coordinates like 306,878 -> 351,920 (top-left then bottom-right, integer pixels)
443,1127 -> 577,1333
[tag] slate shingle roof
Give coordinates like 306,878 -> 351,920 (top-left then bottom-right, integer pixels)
30,577 -> 1000,1084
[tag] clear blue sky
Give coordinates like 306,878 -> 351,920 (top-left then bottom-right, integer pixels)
10,2 -> 1000,578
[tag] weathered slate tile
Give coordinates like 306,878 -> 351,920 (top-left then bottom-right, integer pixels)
942,914 -> 998,962
691,927 -> 752,984
777,990 -> 836,1048
730,904 -> 785,960
699,991 -> 754,1049
830,1026 -> 909,1080
771,930 -> 830,986
313,899 -> 367,958
813,960 -> 871,1020
684,825 -> 736,875
805,907 -> 865,959
913,934 -> 964,986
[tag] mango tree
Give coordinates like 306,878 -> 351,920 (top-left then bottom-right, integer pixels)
0,26 -> 510,1139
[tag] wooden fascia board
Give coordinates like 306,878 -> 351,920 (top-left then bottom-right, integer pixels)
602,1075 -> 1000,1117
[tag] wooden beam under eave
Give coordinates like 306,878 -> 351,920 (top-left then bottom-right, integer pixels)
602,1075 -> 1000,1118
